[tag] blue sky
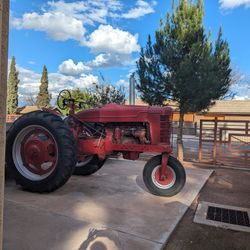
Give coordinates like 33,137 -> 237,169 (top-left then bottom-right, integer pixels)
9,0 -> 250,105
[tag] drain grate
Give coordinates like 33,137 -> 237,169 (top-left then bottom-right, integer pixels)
206,206 -> 250,227
194,201 -> 250,232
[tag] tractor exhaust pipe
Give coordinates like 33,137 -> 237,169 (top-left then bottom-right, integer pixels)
129,73 -> 136,105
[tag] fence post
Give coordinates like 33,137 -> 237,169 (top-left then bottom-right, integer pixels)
213,117 -> 218,164
0,0 -> 10,248
194,122 -> 197,136
245,122 -> 249,165
198,120 -> 202,161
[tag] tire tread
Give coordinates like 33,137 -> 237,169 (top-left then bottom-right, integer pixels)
6,110 -> 77,192
143,155 -> 186,197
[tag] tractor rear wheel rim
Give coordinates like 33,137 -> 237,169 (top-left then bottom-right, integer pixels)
151,165 -> 176,189
13,125 -> 58,181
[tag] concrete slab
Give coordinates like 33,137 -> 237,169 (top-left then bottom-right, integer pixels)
4,159 -> 213,250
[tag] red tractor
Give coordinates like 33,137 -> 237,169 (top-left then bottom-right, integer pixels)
6,90 -> 186,196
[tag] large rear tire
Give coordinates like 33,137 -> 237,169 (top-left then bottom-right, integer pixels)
6,111 -> 77,192
143,155 -> 186,197
74,156 -> 106,176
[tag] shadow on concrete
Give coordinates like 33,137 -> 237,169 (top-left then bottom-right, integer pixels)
78,228 -> 121,250
135,175 -> 148,193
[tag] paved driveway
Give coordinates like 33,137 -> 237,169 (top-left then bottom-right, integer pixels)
4,159 -> 212,250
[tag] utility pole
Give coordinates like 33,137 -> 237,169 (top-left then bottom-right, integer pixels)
0,0 -> 10,249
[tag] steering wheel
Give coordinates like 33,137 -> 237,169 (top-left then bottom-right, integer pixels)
57,89 -> 72,110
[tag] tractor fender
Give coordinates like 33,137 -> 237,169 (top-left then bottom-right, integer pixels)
42,107 -> 64,118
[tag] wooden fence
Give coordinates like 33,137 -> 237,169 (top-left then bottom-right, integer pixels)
199,119 -> 250,167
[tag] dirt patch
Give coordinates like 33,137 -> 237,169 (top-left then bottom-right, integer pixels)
164,167 -> 250,250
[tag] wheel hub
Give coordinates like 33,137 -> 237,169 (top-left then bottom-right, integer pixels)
24,140 -> 45,165
20,129 -> 57,176
151,165 -> 176,189
154,167 -> 174,185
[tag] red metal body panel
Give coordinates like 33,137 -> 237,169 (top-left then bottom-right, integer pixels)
78,139 -> 172,160
45,103 -> 174,181
76,104 -> 172,122
75,104 -> 173,145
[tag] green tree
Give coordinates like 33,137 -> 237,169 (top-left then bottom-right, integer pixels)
70,88 -> 96,112
57,88 -> 97,115
137,0 -> 232,161
36,66 -> 51,108
7,56 -> 19,114
137,35 -> 168,106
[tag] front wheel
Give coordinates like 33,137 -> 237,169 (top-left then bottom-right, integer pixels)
143,155 -> 186,197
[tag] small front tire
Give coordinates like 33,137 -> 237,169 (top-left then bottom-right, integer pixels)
143,155 -> 186,197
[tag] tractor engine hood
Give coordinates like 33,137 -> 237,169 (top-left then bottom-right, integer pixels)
76,103 -> 173,123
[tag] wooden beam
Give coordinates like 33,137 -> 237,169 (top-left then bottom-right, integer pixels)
0,0 -> 10,249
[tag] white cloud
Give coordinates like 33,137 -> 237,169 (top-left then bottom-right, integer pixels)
58,53 -> 133,76
12,12 -> 85,41
11,0 -> 151,45
10,1 -> 151,59
58,59 -> 91,76
89,53 -> 132,68
47,1 -> 88,16
90,54 -> 111,67
17,67 -> 41,97
73,74 -> 98,89
10,0 -> 124,42
48,73 -> 98,97
15,64 -> 99,105
47,0 -> 116,25
219,0 -> 250,9
83,25 -> 140,54
122,0 -> 156,19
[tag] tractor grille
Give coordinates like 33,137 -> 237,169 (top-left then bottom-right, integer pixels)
160,115 -> 171,143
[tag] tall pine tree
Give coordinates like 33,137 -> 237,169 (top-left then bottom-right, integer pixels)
36,66 -> 51,108
137,0 -> 231,161
7,57 -> 19,114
